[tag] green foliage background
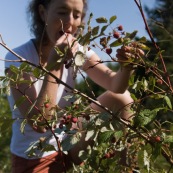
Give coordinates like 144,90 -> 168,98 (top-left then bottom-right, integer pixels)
0,95 -> 12,173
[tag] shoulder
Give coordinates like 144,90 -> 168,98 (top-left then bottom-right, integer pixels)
5,40 -> 35,60
5,39 -> 38,69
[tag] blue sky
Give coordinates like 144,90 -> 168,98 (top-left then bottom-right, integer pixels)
0,0 -> 156,76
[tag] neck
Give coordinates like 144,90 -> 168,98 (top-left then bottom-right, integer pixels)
34,39 -> 53,66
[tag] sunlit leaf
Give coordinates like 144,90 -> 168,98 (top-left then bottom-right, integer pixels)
96,17 -> 108,23
164,96 -> 172,109
109,15 -> 117,24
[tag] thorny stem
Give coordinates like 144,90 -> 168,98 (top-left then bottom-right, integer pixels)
134,0 -> 173,166
134,0 -> 173,93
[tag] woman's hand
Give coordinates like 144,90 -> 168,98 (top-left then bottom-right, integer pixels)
116,42 -> 145,69
47,33 -> 79,70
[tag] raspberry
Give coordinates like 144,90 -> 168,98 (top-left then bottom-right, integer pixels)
106,48 -> 112,55
118,25 -> 123,31
113,31 -> 120,39
71,117 -> 78,123
44,103 -> 49,108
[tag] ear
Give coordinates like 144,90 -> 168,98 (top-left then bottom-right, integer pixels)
39,4 -> 47,22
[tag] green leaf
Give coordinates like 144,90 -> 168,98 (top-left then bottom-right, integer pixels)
87,13 -> 93,25
10,65 -> 19,74
164,96 -> 172,109
74,51 -> 85,66
98,131 -> 114,143
0,117 -> 13,135
20,119 -> 27,134
85,130 -> 95,141
125,30 -> 138,39
33,68 -> 42,78
13,95 -> 26,110
92,26 -> 99,36
79,32 -> 91,45
61,132 -> 81,151
54,47 -> 64,57
100,25 -> 109,34
151,143 -> 162,160
41,144 -> 56,152
96,17 -> 108,23
164,135 -> 173,143
133,108 -> 161,127
110,40 -> 122,47
114,130 -> 123,140
109,15 -> 117,24
138,36 -> 147,43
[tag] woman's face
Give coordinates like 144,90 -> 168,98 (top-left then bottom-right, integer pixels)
40,0 -> 84,44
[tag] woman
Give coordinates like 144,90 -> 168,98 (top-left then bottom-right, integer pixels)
5,0 -> 143,172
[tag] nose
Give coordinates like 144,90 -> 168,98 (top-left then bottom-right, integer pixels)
64,13 -> 74,27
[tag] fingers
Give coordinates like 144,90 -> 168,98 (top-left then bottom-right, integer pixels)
116,44 -> 145,62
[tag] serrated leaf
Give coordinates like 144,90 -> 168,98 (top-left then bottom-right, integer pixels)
98,131 -> 114,143
109,15 -> 117,24
164,135 -> 173,143
134,108 -> 161,127
114,130 -> 123,140
96,17 -> 108,23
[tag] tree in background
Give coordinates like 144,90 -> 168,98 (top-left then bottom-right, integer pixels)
0,94 -> 12,172
145,0 -> 173,75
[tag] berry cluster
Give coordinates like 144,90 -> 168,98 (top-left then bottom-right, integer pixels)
102,25 -> 124,55
59,114 -> 78,129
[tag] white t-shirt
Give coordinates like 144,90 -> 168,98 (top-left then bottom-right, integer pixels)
5,39 -> 95,159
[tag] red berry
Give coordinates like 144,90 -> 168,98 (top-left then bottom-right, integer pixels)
79,162 -> 85,167
66,114 -> 72,120
71,117 -> 78,123
106,48 -> 112,55
113,31 -> 120,39
60,119 -> 65,124
118,25 -> 123,31
59,123 -> 64,129
155,136 -> 161,142
156,79 -> 163,85
104,153 -> 111,159
44,103 -> 49,108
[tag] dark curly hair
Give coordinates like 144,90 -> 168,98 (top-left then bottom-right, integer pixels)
27,0 -> 88,41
